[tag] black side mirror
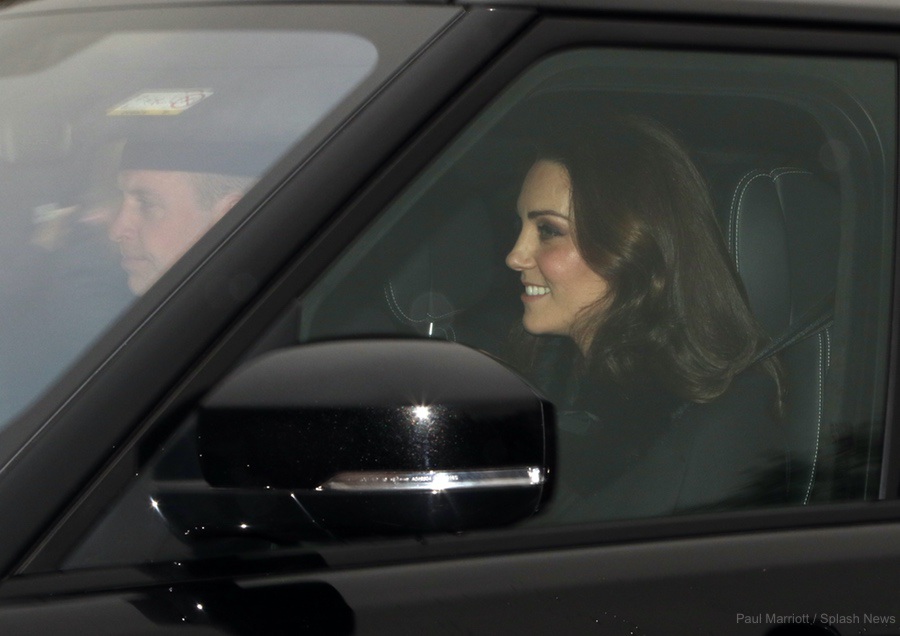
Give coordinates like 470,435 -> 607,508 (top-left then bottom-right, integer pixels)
196,340 -> 554,538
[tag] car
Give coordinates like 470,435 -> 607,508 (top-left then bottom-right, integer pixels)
0,0 -> 898,632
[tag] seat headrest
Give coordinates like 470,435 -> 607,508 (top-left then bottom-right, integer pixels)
384,198 -> 495,340
725,168 -> 840,337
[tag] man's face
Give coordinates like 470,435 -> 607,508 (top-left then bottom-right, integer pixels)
110,170 -> 222,294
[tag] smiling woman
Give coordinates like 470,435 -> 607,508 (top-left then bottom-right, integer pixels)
501,115 -> 788,520
509,115 -> 778,404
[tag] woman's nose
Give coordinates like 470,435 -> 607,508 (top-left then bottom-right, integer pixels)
505,231 -> 534,271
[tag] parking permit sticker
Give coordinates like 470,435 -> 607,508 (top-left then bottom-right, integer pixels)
108,90 -> 213,116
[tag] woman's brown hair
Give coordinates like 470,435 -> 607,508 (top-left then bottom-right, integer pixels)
518,114 -> 780,404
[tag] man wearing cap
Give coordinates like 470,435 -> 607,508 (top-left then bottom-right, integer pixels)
109,140 -> 258,295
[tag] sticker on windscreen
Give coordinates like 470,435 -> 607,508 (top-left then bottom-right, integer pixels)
108,90 -> 213,116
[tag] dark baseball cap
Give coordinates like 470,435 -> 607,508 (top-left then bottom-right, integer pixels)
120,138 -> 280,177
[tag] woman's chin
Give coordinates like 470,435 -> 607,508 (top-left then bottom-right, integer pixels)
522,321 -> 561,338
521,319 -> 540,335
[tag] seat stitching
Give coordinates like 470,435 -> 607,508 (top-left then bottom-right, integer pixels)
729,168 -> 810,272
727,171 -> 760,271
425,307 -> 464,320
384,282 -> 463,324
727,171 -> 756,256
732,166 -> 820,504
384,282 -> 428,324
730,172 -> 769,273
803,333 -> 825,505
733,171 -> 822,307
770,168 -> 811,181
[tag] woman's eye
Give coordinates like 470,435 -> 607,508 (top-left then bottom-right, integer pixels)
537,222 -> 563,240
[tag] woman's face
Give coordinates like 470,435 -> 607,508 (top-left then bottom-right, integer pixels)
505,160 -> 610,347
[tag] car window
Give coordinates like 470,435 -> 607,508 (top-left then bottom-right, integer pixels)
57,46 -> 895,569
0,4 -> 459,438
299,49 -> 894,514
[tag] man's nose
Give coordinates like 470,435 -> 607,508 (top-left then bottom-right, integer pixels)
505,229 -> 534,272
108,201 -> 136,243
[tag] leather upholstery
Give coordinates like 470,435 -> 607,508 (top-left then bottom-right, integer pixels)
382,198 -> 496,342
308,192 -> 500,345
724,168 -> 839,503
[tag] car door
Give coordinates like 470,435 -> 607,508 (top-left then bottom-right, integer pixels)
1,2 -> 899,635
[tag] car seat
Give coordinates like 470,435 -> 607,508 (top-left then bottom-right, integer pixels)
722,167 -> 840,503
304,177 -> 517,357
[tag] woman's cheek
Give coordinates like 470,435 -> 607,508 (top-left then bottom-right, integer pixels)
538,242 -> 582,284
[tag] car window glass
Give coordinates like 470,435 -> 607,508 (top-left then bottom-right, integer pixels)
0,5 -> 457,436
301,49 -> 895,516
58,47 -> 896,570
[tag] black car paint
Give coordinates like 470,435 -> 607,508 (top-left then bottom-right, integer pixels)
195,340 -> 553,537
5,519 -> 900,634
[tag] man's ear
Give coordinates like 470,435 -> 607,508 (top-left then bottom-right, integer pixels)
211,191 -> 244,221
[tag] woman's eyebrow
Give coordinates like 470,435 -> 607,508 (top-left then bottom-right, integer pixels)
527,210 -> 570,221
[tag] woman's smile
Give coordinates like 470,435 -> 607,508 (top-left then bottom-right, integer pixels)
523,284 -> 551,298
